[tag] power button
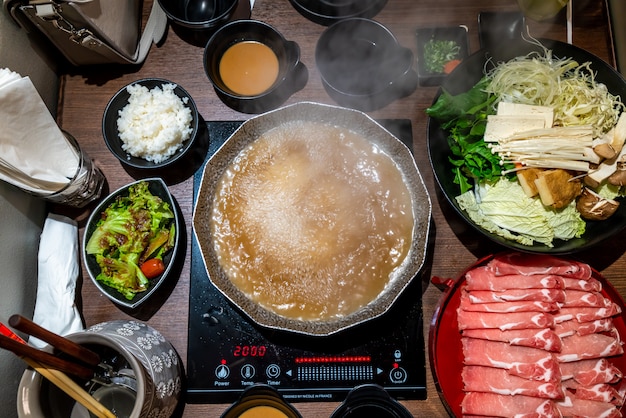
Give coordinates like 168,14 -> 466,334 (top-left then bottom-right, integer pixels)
389,366 -> 408,384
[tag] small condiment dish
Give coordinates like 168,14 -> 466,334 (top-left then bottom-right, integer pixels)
102,78 -> 200,170
315,18 -> 417,111
204,19 -> 308,114
82,178 -> 182,309
415,26 -> 470,86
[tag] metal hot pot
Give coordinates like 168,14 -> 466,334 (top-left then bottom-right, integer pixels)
192,102 -> 432,336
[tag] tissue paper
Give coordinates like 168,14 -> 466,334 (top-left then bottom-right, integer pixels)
0,68 -> 79,192
30,214 -> 84,348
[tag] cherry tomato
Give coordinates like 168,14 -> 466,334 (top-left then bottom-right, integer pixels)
140,259 -> 165,279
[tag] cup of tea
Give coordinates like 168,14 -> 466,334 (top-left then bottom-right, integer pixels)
204,20 -> 308,114
17,320 -> 182,418
221,384 -> 302,418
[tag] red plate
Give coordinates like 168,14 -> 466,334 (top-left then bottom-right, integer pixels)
429,253 -> 626,417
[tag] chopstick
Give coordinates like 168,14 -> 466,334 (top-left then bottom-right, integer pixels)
0,334 -> 94,380
0,323 -> 115,418
9,314 -> 101,367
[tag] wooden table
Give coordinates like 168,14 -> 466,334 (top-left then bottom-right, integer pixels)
56,0 -> 622,416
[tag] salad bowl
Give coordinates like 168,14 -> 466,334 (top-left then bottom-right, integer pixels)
82,178 -> 182,309
427,39 -> 626,254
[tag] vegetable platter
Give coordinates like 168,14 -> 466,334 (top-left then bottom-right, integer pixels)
82,178 -> 182,309
429,252 -> 626,417
427,39 -> 626,254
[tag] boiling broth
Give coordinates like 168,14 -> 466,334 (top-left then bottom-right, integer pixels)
211,121 -> 414,321
219,41 -> 279,96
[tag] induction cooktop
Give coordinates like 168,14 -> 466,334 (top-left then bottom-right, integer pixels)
186,119 -> 427,404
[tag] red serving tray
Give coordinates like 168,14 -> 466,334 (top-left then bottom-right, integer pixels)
428,253 -> 626,417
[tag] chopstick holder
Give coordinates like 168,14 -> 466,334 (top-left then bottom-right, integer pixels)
30,214 -> 84,348
0,324 -> 114,418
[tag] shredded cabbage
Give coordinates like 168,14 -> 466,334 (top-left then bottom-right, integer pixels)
485,46 -> 625,136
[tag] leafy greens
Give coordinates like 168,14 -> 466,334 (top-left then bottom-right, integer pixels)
426,78 -> 514,193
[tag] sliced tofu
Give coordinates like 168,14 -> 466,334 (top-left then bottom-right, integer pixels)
534,169 -> 582,209
496,102 -> 555,127
484,114 -> 548,142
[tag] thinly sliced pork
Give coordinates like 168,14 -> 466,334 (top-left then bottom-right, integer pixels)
463,366 -> 564,399
457,309 -> 554,331
562,277 -> 602,292
462,328 -> 562,352
461,392 -> 560,418
562,290 -> 613,308
556,393 -> 622,417
558,333 -> 624,362
465,266 -> 565,291
555,318 -> 615,338
466,288 -> 565,304
560,358 -> 623,385
460,294 -> 559,313
488,253 -> 592,280
462,337 -> 561,382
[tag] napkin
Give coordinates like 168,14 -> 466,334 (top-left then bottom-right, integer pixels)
29,214 -> 83,348
0,68 -> 79,193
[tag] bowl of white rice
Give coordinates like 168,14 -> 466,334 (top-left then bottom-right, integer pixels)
102,78 -> 200,169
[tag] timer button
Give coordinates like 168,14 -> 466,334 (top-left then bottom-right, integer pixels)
266,364 -> 281,379
215,364 -> 230,379
389,367 -> 407,384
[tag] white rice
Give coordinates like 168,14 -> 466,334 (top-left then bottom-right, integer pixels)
117,83 -> 193,164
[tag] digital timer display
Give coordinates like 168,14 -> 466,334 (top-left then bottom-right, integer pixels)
233,345 -> 267,357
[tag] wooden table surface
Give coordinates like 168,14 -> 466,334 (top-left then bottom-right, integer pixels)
56,0 -> 624,416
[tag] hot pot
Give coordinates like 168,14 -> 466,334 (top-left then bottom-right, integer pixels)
192,102 -> 432,336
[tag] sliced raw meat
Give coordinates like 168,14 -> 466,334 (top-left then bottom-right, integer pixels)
561,358 -> 623,385
462,338 -> 561,382
463,366 -> 564,399
562,290 -> 613,308
457,309 -> 554,331
465,266 -> 565,291
554,304 -> 622,323
562,381 -> 622,404
462,328 -> 562,352
466,288 -> 565,304
461,392 -> 560,418
562,277 -> 602,292
488,253 -> 592,280
558,333 -> 623,362
460,292 -> 558,313
556,393 -> 622,418
555,318 -> 615,338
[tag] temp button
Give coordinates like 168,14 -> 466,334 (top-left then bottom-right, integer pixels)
389,367 -> 408,384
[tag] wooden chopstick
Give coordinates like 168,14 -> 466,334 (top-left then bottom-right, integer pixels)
0,323 -> 115,418
0,334 -> 94,379
9,314 -> 101,367
23,356 -> 117,418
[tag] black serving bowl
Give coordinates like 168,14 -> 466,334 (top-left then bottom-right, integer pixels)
427,39 -> 626,254
102,78 -> 200,170
82,178 -> 182,309
204,20 -> 308,114
316,18 -> 416,112
288,0 -> 388,26
158,0 -> 238,30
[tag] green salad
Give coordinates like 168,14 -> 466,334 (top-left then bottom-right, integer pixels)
85,181 -> 176,299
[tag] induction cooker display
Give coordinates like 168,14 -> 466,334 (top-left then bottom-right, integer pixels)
186,120 -> 427,404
